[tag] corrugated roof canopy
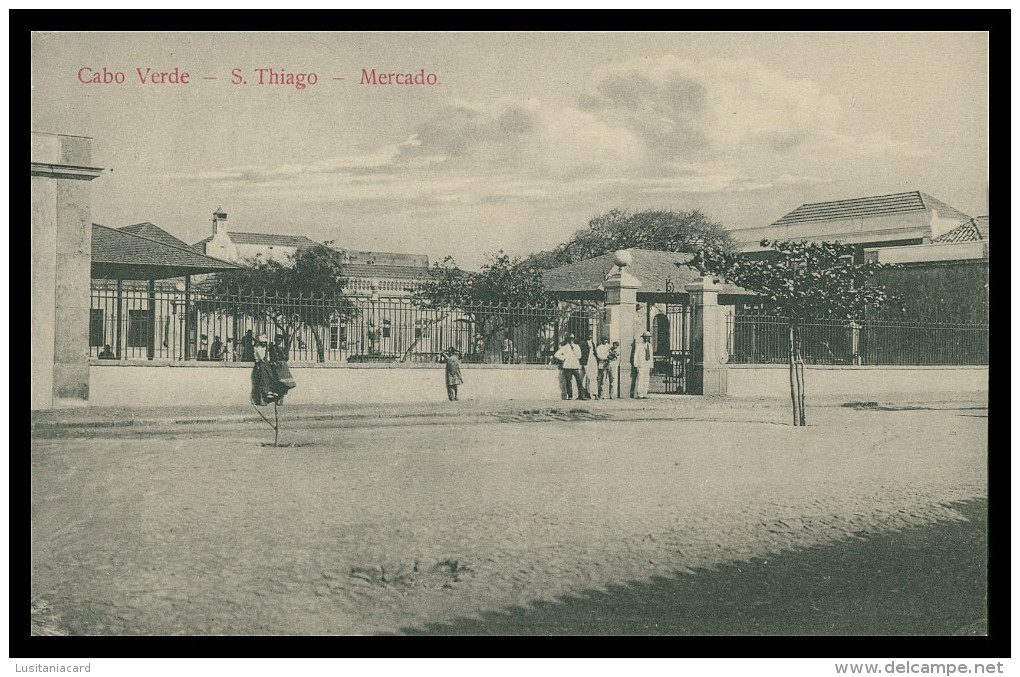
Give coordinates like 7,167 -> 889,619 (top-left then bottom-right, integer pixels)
542,249 -> 750,298
92,224 -> 241,280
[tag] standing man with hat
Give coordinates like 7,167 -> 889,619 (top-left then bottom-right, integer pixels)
631,330 -> 654,399
553,334 -> 585,400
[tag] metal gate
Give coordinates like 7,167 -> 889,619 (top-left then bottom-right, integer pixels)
649,303 -> 693,394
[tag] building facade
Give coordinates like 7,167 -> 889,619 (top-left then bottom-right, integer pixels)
726,191 -> 988,324
729,191 -> 974,261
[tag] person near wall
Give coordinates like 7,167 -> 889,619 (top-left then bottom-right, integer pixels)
631,330 -> 654,399
210,335 -> 224,361
196,334 -> 210,361
501,336 -> 515,364
269,334 -> 289,362
240,329 -> 256,362
444,346 -> 464,401
472,334 -> 486,363
579,335 -> 597,399
595,338 -> 619,399
553,334 -> 585,400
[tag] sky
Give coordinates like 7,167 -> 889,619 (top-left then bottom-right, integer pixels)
31,31 -> 989,270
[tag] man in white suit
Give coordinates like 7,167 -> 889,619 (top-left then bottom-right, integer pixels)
553,334 -> 585,400
631,330 -> 654,399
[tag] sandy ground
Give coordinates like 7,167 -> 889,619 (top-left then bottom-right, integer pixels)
30,403 -> 987,636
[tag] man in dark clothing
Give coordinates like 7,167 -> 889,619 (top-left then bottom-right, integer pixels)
240,330 -> 256,362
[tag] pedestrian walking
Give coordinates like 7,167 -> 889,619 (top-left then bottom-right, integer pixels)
595,338 -> 619,399
553,334 -> 585,400
444,347 -> 464,401
251,334 -> 295,406
631,330 -> 654,399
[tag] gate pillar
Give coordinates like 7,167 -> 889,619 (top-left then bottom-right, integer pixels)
686,277 -> 728,396
603,250 -> 641,399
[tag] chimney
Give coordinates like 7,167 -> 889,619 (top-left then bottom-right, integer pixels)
212,208 -> 227,235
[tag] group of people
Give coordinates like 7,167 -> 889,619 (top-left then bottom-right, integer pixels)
196,334 -> 230,361
553,331 -> 654,400
444,331 -> 655,402
467,335 -> 517,364
198,329 -> 303,362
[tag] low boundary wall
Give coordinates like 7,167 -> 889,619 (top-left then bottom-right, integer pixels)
87,362 -> 988,407
88,362 -> 565,407
726,364 -> 988,399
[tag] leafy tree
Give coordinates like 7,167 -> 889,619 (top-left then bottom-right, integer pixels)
407,251 -> 555,362
203,244 -> 358,362
532,208 -> 735,268
688,240 -> 898,426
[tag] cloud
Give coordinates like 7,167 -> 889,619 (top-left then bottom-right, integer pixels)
580,55 -> 912,166
394,98 -> 647,180
169,56 -> 912,204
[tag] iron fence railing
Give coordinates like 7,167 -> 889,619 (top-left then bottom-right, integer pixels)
89,282 -> 599,364
726,314 -> 989,366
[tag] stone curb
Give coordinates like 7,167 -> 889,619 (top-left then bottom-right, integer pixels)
30,395 -> 987,434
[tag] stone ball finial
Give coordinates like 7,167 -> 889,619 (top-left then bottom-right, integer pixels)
613,249 -> 632,268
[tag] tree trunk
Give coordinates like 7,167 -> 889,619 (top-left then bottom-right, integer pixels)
788,322 -> 799,426
794,323 -> 806,426
309,326 -> 325,363
400,311 -> 451,362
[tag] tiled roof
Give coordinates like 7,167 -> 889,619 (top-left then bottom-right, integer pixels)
342,264 -> 429,281
770,191 -> 971,227
93,224 -> 240,276
974,216 -> 989,239
193,231 -> 322,249
932,217 -> 988,244
542,249 -> 747,295
118,222 -> 197,251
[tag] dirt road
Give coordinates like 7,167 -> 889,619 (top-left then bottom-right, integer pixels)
30,403 -> 987,635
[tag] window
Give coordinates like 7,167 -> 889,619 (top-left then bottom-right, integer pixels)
414,320 -> 423,340
127,309 -> 150,348
382,318 -> 391,339
330,325 -> 346,350
89,309 -> 105,347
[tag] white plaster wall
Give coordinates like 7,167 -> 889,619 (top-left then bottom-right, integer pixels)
88,364 -> 565,407
727,365 -> 988,399
31,177 -> 58,410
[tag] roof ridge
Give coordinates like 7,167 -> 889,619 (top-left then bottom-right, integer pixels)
223,230 -> 319,239
794,191 -> 921,209
95,223 -> 239,268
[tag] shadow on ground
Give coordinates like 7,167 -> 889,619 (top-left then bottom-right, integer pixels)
841,402 -> 987,413
393,500 -> 987,636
